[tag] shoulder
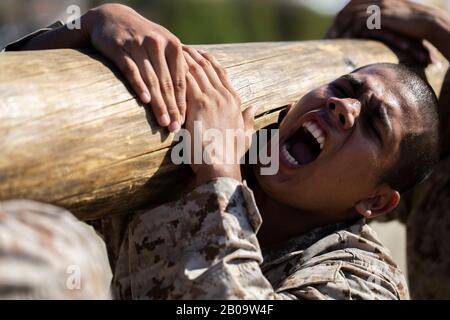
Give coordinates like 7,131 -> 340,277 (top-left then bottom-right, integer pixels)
265,219 -> 409,300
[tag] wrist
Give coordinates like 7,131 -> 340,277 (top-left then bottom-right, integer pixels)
435,9 -> 450,33
82,8 -> 98,43
195,165 -> 242,186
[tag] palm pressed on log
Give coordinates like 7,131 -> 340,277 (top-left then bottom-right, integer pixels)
0,40 -> 447,220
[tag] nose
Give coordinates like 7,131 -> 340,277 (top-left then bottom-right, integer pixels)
327,97 -> 361,130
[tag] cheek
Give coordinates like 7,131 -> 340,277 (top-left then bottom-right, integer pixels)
254,132 -> 381,210
328,142 -> 379,197
287,91 -> 326,120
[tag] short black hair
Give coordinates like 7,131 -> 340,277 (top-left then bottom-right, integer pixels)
357,63 -> 439,194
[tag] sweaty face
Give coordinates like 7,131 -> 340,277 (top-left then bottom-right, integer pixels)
255,65 -> 419,216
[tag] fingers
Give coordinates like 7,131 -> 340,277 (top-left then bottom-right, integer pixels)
340,12 -> 370,38
326,0 -> 431,66
326,0 -> 383,39
167,43 -> 188,124
113,50 -> 151,104
183,50 -> 212,92
242,105 -> 256,132
184,47 -> 242,113
126,46 -> 172,127
183,47 -> 223,89
199,50 -> 236,95
144,39 -> 181,132
183,47 -> 237,98
360,29 -> 430,65
186,72 -> 202,101
242,105 -> 256,152
327,1 -> 374,38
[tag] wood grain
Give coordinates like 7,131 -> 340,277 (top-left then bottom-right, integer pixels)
0,40 -> 447,220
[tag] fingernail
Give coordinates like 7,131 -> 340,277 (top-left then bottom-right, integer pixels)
142,92 -> 150,103
169,121 -> 180,133
160,114 -> 170,126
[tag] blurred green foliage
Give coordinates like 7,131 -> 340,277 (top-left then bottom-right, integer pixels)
92,0 -> 332,44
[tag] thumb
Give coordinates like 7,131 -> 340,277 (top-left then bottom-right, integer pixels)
242,105 -> 256,132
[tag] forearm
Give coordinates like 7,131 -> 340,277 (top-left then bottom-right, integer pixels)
439,69 -> 450,157
430,11 -> 450,156
430,10 -> 450,61
120,177 -> 291,299
20,11 -> 93,51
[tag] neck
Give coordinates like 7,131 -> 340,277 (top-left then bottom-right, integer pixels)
246,175 -> 354,249
252,186 -> 321,248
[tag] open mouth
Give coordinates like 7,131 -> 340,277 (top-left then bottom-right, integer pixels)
280,120 -> 326,167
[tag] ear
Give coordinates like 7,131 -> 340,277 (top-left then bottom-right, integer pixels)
354,185 -> 400,219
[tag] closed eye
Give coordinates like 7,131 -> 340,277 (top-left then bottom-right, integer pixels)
330,83 -> 348,98
363,112 -> 383,145
330,78 -> 357,99
369,119 -> 382,142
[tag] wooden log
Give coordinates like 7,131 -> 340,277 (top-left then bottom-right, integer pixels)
0,40 -> 447,220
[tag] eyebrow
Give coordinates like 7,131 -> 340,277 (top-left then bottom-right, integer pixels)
343,74 -> 393,145
342,74 -> 364,93
369,95 -> 392,146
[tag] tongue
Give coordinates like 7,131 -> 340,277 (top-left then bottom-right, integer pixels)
290,142 -> 316,165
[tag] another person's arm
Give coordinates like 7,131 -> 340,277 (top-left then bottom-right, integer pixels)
326,0 -> 450,154
4,3 -> 188,132
426,7 -> 450,60
326,0 -> 450,61
112,48 -> 406,300
0,200 -> 112,299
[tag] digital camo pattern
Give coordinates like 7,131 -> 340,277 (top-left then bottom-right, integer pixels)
395,155 -> 450,299
0,200 -> 111,299
110,177 -> 409,300
0,183 -> 408,300
2,27 -> 410,300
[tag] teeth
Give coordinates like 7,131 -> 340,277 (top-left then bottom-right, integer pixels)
303,121 -> 326,150
281,143 -> 299,166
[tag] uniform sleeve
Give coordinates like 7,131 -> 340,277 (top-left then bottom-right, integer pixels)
281,261 -> 408,300
117,177 -> 408,300
119,177 -> 294,300
2,21 -> 64,52
0,200 -> 112,299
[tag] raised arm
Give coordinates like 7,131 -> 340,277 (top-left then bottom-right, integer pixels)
110,48 -> 407,300
326,0 -> 450,154
8,3 -> 188,133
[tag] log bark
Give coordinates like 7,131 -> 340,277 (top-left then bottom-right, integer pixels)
0,40 -> 447,220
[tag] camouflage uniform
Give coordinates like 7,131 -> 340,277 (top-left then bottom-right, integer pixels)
1,28 -> 409,300
0,178 -> 409,300
104,177 -> 408,300
394,155 -> 450,299
0,200 -> 111,299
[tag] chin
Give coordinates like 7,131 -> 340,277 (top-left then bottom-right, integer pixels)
253,167 -> 297,205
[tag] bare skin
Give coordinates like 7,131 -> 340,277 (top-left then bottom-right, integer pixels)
17,1 -> 444,249
182,48 -> 256,186
326,0 -> 450,61
20,3 -> 190,132
326,0 -> 450,155
253,66 -> 421,247
183,53 -> 421,248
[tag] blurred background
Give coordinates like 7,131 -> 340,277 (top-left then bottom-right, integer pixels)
1,0 -> 448,48
0,0 -> 449,281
